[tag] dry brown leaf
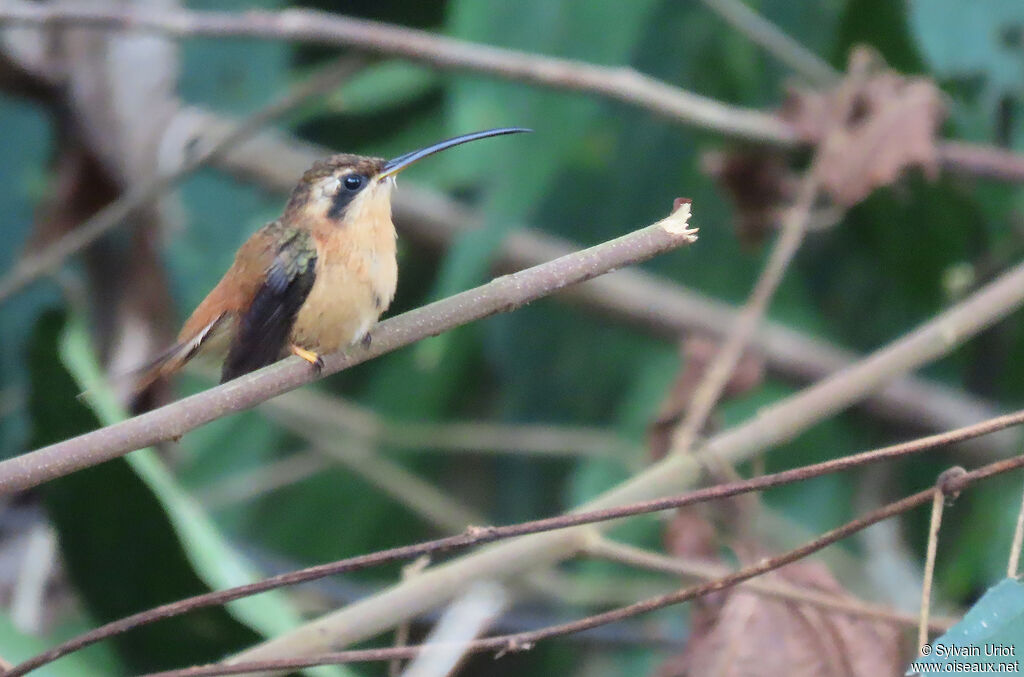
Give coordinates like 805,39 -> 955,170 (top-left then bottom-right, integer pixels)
655,558 -> 905,677
702,151 -> 797,247
783,47 -> 946,207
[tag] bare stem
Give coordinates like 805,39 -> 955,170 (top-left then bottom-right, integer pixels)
207,118 -> 1012,458
919,490 -> 945,652
133,454 -> 1024,677
0,4 -> 794,145
1007,475 -> 1024,578
8,407 -> 1023,677
0,207 -> 696,496
670,164 -> 821,454
918,468 -> 966,651
667,16 -> 873,457
0,55 -> 367,303
219,255 -> 1024,670
584,537 -> 956,631
3,6 -> 1024,182
698,0 -> 839,86
263,387 -> 638,464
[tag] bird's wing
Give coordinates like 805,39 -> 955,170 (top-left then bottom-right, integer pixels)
220,227 -> 318,382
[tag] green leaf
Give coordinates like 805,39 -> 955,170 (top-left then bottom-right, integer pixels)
833,0 -> 925,72
0,97 -> 57,461
909,0 -> 1024,144
0,613 -> 118,677
53,314 -> 347,677
331,62 -> 440,114
909,1 -> 1024,102
912,578 -> 1024,673
27,311 -> 252,671
408,0 -> 664,400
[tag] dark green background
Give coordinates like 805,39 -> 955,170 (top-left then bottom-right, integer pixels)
2,0 -> 1023,674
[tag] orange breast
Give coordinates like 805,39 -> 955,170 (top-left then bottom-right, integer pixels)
290,183 -> 398,352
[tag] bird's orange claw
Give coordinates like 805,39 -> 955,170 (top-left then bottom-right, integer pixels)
291,344 -> 324,373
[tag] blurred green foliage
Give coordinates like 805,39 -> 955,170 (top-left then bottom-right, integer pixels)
1,1 -> 1024,675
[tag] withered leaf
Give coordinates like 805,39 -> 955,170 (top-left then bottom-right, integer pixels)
702,151 -> 797,247
783,47 -> 946,207
655,559 -> 904,677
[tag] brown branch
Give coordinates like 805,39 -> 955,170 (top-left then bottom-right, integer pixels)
671,150 -> 823,454
0,55 -> 367,304
917,467 -> 964,650
195,450 -> 329,509
223,256 -> 1024,668
668,38 -> 870,456
263,387 -> 638,464
1007,478 -> 1024,578
584,537 -> 955,632
698,0 -> 839,87
134,455 -> 1024,677
0,207 -> 696,497
1,6 -> 1018,465
0,4 -> 794,146
918,494 -> 945,651
205,118 -> 1014,459
303,431 -> 486,534
937,141 -> 1024,184
8,407 -> 1023,677
3,5 -> 1024,183
2,4 -> 1022,310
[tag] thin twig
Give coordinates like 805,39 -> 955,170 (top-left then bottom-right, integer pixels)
0,206 -> 697,496
670,163 -> 821,455
0,54 -> 367,304
917,467 -> 965,651
390,557 -> 430,677
584,537 -> 956,632
186,361 -> 637,463
206,119 -> 1013,458
195,451 -> 329,509
309,434 -> 485,534
918,492 -> 945,652
698,0 -> 839,86
223,256 -> 1024,668
398,582 -> 506,677
938,141 -> 1024,184
671,54 -> 868,456
0,4 -> 795,146
233,391 -> 631,611
264,388 -> 637,464
8,408 -> 1024,677
134,455 -> 1024,677
3,5 -> 1024,183
1007,475 -> 1024,578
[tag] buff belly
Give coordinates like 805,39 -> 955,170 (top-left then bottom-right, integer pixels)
290,245 -> 398,354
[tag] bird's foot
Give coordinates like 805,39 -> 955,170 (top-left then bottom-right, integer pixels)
291,344 -> 324,374
361,332 -> 372,350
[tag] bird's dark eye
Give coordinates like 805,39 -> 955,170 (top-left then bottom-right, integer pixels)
344,175 -> 363,190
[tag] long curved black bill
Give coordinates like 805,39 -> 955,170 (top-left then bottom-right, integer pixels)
379,127 -> 531,179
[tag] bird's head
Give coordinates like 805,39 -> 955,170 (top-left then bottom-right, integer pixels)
285,127 -> 531,225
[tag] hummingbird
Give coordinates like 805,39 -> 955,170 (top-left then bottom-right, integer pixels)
136,127 -> 530,389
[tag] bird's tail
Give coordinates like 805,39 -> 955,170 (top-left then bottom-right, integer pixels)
99,314 -> 228,401
125,340 -> 199,395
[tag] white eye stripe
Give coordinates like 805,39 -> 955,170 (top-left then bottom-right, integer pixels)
320,176 -> 341,197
